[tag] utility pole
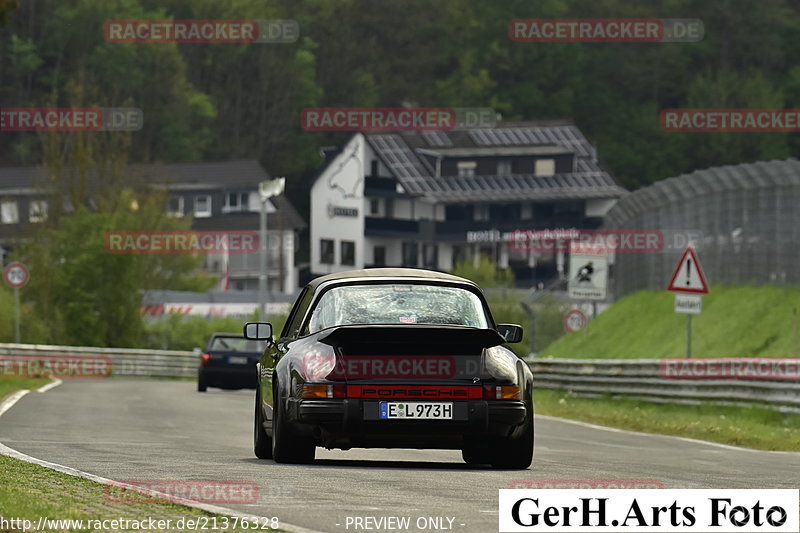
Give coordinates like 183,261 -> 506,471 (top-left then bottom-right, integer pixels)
258,178 -> 286,321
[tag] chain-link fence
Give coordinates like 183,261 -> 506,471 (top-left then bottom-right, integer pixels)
604,159 -> 800,298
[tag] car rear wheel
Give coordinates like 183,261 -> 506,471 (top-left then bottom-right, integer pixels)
489,401 -> 534,469
254,388 -> 273,459
197,375 -> 207,392
461,444 -> 491,465
271,385 -> 315,464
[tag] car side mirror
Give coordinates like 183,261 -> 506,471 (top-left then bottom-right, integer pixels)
497,324 -> 523,343
244,322 -> 273,341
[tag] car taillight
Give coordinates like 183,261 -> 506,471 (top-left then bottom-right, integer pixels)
201,353 -> 211,366
302,384 -> 346,399
484,385 -> 520,400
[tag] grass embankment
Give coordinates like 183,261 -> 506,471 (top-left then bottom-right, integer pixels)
541,286 -> 800,358
535,389 -> 800,452
0,378 -> 49,400
0,379 -> 278,532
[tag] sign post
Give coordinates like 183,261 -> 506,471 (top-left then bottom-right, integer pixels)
666,244 -> 708,358
3,262 -> 30,343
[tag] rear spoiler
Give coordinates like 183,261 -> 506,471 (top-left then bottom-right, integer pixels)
317,325 -> 506,349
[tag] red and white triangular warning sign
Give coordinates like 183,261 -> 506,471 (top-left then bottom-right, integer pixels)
667,244 -> 709,294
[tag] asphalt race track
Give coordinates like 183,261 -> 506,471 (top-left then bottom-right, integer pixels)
0,380 -> 796,533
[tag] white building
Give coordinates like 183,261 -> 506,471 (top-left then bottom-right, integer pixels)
310,122 -> 627,285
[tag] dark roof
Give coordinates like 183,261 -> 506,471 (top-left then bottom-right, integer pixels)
0,159 -> 272,192
0,166 -> 49,193
362,122 -> 626,203
130,159 -> 272,189
306,268 -> 477,289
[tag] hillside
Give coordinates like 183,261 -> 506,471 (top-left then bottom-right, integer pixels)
540,286 -> 800,358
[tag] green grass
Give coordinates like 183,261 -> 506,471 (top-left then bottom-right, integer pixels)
535,388 -> 800,452
0,378 -> 50,401
540,285 -> 800,358
0,456 -> 281,532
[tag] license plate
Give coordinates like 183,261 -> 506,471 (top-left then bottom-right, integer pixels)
379,402 -> 453,420
228,356 -> 248,365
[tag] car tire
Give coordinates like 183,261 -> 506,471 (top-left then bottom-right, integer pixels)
461,445 -> 491,465
271,385 -> 315,464
489,401 -> 534,469
197,376 -> 208,392
254,388 -> 273,460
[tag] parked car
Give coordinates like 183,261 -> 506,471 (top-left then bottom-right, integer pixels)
197,333 -> 264,392
246,268 -> 533,468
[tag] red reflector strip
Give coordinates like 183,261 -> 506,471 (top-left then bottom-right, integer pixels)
347,385 -> 481,399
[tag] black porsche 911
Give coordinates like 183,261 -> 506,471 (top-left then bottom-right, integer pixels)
244,268 -> 534,469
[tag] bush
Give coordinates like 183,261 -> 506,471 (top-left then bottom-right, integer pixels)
142,312 -> 288,351
449,255 -> 513,288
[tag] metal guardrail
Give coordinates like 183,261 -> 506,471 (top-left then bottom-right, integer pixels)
528,358 -> 800,411
0,343 -> 198,379
2,344 -> 799,411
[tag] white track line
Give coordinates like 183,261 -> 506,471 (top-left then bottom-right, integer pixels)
536,414 -> 800,455
36,378 -> 62,393
0,385 -> 325,533
0,389 -> 30,417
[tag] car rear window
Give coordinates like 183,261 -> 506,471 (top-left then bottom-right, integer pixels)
305,284 -> 490,333
209,337 -> 262,352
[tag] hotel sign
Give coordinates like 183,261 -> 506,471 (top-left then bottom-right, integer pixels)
327,204 -> 359,218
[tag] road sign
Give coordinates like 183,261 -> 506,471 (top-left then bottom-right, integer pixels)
563,309 -> 588,332
674,293 -> 702,315
3,262 -> 29,289
568,244 -> 608,301
667,244 -> 708,294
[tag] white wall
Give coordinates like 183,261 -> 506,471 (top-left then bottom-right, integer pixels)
310,134 -> 367,275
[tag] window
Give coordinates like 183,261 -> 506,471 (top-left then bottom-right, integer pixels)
535,158 -> 556,177
320,239 -> 334,264
1,200 -> 19,224
370,160 -> 379,176
194,195 -> 212,217
224,192 -> 250,213
385,198 -> 394,217
373,246 -> 386,267
402,242 -> 418,267
423,244 -> 438,269
167,196 -> 184,217
497,160 -> 513,175
29,200 -> 48,223
457,161 -> 477,178
474,205 -> 489,221
305,284 -> 490,334
341,240 -> 355,266
369,198 -> 380,215
489,203 -> 521,221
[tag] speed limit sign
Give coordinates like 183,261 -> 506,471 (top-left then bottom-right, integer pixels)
563,309 -> 587,333
3,262 -> 30,289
